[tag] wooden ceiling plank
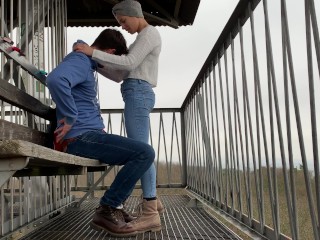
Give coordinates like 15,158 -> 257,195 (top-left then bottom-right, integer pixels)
143,0 -> 172,20
144,12 -> 179,29
99,0 -> 178,27
66,0 -> 199,28
174,0 -> 181,19
102,0 -> 119,5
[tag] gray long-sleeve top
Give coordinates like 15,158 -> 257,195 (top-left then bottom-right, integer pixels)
92,25 -> 161,87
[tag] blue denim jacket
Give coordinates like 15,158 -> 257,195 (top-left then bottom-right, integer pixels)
47,40 -> 104,139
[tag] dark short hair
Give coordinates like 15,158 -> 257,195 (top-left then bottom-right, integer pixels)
91,28 -> 128,55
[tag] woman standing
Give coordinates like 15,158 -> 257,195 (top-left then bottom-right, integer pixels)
74,0 -> 163,233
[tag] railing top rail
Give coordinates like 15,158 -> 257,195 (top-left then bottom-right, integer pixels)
100,108 -> 182,113
181,0 -> 261,110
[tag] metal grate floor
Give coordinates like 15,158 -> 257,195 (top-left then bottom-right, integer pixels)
19,195 -> 241,240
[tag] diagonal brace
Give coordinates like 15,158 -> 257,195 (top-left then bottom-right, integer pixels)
71,165 -> 114,208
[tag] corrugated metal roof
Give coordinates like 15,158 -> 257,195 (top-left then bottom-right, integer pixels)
67,0 -> 201,29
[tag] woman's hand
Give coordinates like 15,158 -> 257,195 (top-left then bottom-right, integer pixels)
54,118 -> 72,143
73,43 -> 94,56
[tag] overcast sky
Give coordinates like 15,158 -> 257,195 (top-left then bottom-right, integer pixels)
67,0 -> 238,109
66,0 -> 320,167
66,0 -> 319,112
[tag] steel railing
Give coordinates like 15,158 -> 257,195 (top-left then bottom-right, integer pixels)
182,0 -> 320,239
0,0 -> 68,237
1,0 -> 320,239
71,108 -> 185,192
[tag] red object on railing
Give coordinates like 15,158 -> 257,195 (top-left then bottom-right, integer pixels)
7,46 -> 25,56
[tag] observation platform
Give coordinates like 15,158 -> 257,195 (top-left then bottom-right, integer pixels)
16,194 -> 242,240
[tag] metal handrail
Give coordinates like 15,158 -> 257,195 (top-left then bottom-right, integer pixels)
181,0 -> 320,239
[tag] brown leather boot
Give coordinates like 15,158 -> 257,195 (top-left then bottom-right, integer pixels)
90,205 -> 138,237
120,208 -> 136,222
128,199 -> 162,233
133,197 -> 165,215
157,198 -> 165,214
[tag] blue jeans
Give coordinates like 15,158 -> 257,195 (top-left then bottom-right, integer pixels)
66,130 -> 155,208
121,79 -> 156,198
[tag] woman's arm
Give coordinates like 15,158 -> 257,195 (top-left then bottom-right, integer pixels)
74,27 -> 161,71
97,66 -> 128,83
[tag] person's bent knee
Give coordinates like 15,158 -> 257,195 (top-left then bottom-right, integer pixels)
143,143 -> 155,165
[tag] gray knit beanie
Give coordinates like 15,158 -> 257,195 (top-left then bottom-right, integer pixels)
112,0 -> 144,18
